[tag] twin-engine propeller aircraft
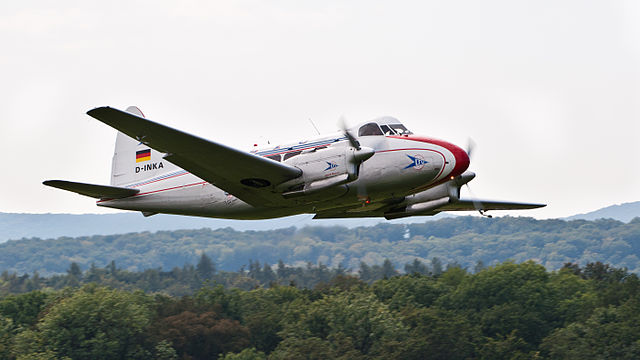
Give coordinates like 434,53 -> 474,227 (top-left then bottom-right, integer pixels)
44,106 -> 544,220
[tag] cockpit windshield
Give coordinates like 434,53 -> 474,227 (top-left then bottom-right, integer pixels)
380,123 -> 412,135
358,123 -> 384,136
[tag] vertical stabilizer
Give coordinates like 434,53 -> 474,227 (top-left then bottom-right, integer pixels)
110,106 -> 178,186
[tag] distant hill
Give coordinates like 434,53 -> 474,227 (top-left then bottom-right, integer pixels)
565,201 -> 640,222
0,211 -> 452,243
1,216 -> 638,276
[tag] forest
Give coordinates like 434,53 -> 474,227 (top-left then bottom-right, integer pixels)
1,216 -> 639,358
1,216 -> 639,276
0,260 -> 638,359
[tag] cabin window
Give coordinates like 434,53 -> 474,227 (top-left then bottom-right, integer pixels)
266,154 -> 281,162
358,123 -> 383,136
283,150 -> 302,161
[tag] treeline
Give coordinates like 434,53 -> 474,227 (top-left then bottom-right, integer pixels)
0,261 -> 639,359
0,254 -> 453,297
2,216 -> 640,276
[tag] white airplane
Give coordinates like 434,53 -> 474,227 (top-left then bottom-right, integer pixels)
44,106 -> 544,220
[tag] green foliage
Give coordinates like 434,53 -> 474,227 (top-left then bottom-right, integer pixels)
443,261 -> 561,349
400,307 -> 481,360
13,285 -> 152,360
372,273 -> 444,310
154,340 -> 178,360
218,347 -> 266,360
0,315 -> 13,360
0,255 -> 639,358
541,299 -> 640,359
274,291 -> 408,358
0,291 -> 49,328
0,217 -> 640,360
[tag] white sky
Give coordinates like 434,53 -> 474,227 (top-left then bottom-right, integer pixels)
1,1 -> 639,219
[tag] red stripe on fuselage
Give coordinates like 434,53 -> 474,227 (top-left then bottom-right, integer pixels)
388,135 -> 469,179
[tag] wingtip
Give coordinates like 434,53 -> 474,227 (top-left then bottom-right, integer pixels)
86,106 -> 112,117
43,180 -> 59,186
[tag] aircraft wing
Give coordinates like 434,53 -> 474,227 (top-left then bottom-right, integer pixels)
43,180 -> 139,199
86,106 -> 302,206
313,198 -> 545,219
437,199 -> 546,211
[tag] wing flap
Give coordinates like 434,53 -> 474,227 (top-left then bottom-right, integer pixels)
43,180 -> 139,199
86,106 -> 302,206
437,199 -> 546,211
314,198 -> 545,219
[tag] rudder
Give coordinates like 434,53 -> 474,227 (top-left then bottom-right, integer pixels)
110,106 -> 178,186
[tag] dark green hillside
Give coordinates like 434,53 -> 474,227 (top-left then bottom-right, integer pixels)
1,216 -> 639,276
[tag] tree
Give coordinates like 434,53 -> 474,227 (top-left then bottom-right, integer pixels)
358,262 -> 373,282
196,253 -> 216,280
442,261 -> 560,350
431,257 -> 443,276
474,260 -> 486,274
381,259 -> 398,279
66,262 -> 82,286
156,311 -> 249,359
274,292 -> 407,357
404,258 -> 429,275
0,291 -> 49,328
154,340 -> 178,360
541,299 -> 640,359
219,347 -> 267,360
400,307 -> 481,360
13,285 -> 153,359
0,316 -> 13,360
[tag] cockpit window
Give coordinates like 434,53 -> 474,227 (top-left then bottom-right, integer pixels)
358,123 -> 384,136
389,124 -> 412,135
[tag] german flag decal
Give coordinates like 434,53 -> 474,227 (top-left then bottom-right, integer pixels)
136,149 -> 151,163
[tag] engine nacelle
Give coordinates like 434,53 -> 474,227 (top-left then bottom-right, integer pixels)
406,171 -> 476,205
276,143 -> 375,199
383,171 -> 477,219
385,197 -> 451,219
277,146 -> 350,198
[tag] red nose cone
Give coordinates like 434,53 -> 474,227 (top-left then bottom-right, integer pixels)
449,143 -> 470,178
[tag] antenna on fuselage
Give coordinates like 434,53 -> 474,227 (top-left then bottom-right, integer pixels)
308,118 -> 321,135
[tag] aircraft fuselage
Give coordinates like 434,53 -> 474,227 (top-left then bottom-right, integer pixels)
97,132 -> 469,219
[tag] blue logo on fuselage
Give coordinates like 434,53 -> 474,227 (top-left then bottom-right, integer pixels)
404,155 -> 428,169
325,162 -> 339,171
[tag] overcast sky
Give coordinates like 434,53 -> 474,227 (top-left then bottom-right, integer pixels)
1,1 -> 638,219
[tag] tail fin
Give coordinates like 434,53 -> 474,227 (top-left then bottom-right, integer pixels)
110,106 -> 178,186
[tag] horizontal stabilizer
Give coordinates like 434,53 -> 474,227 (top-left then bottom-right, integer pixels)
43,180 -> 139,199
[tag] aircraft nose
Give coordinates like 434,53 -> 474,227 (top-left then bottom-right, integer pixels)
449,143 -> 470,178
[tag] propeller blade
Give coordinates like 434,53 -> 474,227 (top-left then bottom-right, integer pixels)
466,138 -> 476,160
339,116 -> 361,150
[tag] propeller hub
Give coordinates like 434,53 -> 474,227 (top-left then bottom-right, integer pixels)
352,146 -> 375,162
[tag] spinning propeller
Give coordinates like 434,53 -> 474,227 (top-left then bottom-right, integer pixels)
339,117 -> 375,203
462,138 -> 492,218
